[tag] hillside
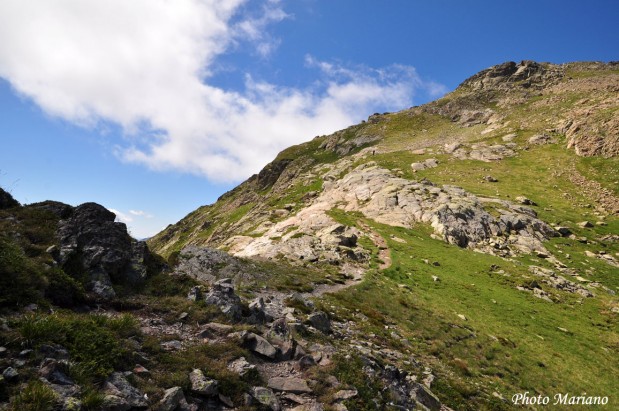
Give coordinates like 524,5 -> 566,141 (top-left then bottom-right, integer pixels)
0,61 -> 617,411
147,61 -> 619,408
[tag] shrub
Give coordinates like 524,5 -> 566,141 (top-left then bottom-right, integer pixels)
17,313 -> 138,380
10,380 -> 58,411
0,236 -> 46,307
44,267 -> 85,307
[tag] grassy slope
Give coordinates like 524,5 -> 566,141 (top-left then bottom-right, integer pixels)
145,64 -> 619,408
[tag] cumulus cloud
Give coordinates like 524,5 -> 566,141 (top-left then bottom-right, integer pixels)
0,0 -> 445,183
108,208 -> 133,224
129,210 -> 154,218
109,208 -> 156,238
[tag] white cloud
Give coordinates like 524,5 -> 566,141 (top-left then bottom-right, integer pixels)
129,210 -> 154,218
109,208 -> 156,238
0,0 -> 446,183
108,208 -> 133,224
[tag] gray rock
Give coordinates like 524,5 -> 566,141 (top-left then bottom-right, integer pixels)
227,357 -> 255,376
308,311 -> 331,334
333,389 -> 358,401
157,387 -> 185,411
410,383 -> 441,410
39,358 -> 74,386
0,347 -> 6,357
444,142 -> 462,153
528,134 -> 554,145
555,226 -> 571,236
247,297 -> 269,325
268,377 -> 312,394
515,196 -> 537,206
243,332 -> 277,359
103,372 -> 147,409
187,286 -> 203,301
174,246 -> 265,284
2,367 -> 18,382
578,221 -> 593,228
204,278 -> 243,321
294,355 -> 317,372
57,202 -> 155,299
189,369 -> 218,396
269,318 -> 291,341
250,386 -> 281,411
101,394 -> 131,411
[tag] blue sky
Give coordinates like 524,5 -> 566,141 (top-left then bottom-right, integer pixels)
0,0 -> 618,238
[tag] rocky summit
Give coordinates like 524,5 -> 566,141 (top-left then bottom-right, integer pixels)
1,61 -> 618,410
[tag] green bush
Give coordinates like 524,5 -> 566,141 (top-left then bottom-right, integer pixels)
17,313 -> 138,380
0,236 -> 46,307
44,267 -> 85,307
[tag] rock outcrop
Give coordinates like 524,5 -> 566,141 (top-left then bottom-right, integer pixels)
56,202 -> 154,299
222,163 -> 557,260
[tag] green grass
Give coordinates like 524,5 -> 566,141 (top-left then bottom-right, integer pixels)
15,312 -> 139,380
324,209 -> 618,410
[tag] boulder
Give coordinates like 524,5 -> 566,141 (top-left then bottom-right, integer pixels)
204,278 -> 243,321
39,358 -> 74,386
189,369 -> 218,396
250,386 -> 281,411
157,387 -> 185,411
515,196 -> 537,206
247,297 -> 269,325
268,377 -> 312,394
243,332 -> 277,359
187,286 -> 204,301
57,202 -> 154,299
101,394 -> 131,411
227,357 -> 256,376
410,383 -> 441,410
103,372 -> 147,409
2,367 -> 18,382
307,311 -> 331,333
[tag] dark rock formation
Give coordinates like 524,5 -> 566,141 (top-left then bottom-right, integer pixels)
0,187 -> 19,209
460,60 -> 564,91
256,159 -> 292,189
57,202 -> 154,299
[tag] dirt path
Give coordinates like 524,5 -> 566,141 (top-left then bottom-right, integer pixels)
359,222 -> 392,270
